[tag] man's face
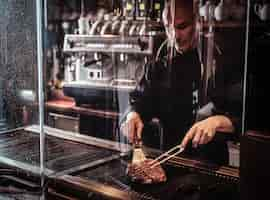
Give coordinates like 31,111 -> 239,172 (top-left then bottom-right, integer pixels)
163,3 -> 195,53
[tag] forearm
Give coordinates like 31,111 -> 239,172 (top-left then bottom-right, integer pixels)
213,115 -> 235,133
211,103 -> 241,135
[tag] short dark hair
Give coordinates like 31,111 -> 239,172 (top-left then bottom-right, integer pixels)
163,0 -> 198,21
162,0 -> 199,51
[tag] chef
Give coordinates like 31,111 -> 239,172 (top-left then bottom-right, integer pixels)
121,0 -> 241,165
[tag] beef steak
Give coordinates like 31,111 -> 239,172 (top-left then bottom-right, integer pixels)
126,159 -> 167,184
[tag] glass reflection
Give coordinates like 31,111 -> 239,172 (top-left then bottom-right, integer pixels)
44,1 -> 246,166
40,0 -> 246,199
0,0 -> 42,197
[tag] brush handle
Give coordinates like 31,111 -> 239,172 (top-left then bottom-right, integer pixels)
133,133 -> 142,148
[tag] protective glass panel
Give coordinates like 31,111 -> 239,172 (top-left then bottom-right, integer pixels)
43,0 -> 248,199
0,1 -> 43,199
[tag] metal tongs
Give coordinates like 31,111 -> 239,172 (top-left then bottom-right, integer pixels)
129,144 -> 184,179
149,144 -> 185,168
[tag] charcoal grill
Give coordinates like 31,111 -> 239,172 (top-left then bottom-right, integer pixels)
0,125 -> 239,200
50,147 -> 239,200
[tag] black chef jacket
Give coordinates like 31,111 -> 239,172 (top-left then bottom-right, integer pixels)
129,48 -> 201,150
124,47 -> 242,165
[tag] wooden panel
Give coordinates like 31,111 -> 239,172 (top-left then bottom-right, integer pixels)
241,131 -> 270,200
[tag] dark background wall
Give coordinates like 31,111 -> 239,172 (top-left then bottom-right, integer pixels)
241,0 -> 270,200
0,0 -> 37,129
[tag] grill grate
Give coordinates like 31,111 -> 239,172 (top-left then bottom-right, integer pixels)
74,157 -> 239,200
107,175 -> 158,200
0,130 -> 118,174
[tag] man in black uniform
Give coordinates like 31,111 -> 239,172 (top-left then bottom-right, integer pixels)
121,0 -> 241,164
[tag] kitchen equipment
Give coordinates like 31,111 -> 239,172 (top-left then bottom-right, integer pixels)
130,144 -> 184,178
199,1 -> 211,21
0,126 -> 239,200
62,13 -> 165,110
52,148 -> 239,200
149,144 -> 184,168
129,144 -> 184,182
132,140 -> 146,164
63,34 -> 155,55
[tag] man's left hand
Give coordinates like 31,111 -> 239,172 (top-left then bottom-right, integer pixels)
181,115 -> 235,148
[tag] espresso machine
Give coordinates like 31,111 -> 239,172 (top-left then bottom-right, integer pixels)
62,0 -> 165,111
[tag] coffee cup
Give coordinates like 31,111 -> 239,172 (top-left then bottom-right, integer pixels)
199,1 -> 211,21
254,3 -> 270,21
214,0 -> 230,21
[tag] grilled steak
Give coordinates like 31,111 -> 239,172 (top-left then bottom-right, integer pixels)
127,159 -> 167,184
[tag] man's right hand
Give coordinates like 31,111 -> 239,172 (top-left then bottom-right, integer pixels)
120,111 -> 144,143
